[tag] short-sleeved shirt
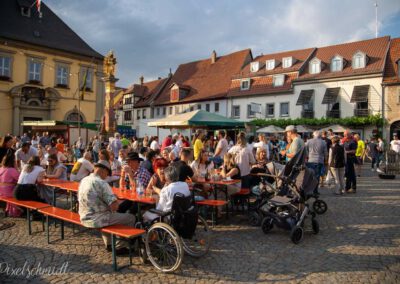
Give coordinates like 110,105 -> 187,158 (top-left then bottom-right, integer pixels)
78,173 -> 117,228
228,145 -> 256,176
15,147 -> 38,167
390,140 -> 400,153
193,139 -> 204,161
288,136 -> 304,160
157,181 -> 190,212
70,158 -> 94,182
306,138 -> 327,164
215,138 -> 228,158
17,165 -> 44,184
356,140 -> 365,157
150,140 -> 160,151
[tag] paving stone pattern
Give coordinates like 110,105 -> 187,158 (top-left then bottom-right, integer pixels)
0,166 -> 399,283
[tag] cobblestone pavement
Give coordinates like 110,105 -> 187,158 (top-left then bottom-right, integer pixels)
1,166 -> 399,283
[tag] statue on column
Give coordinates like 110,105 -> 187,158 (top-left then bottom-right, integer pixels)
100,50 -> 119,137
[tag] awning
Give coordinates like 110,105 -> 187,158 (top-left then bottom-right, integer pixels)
296,90 -> 314,105
322,87 -> 340,104
256,125 -> 284,133
350,85 -> 369,103
148,110 -> 244,129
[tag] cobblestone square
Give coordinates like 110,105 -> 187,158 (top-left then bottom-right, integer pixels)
1,166 -> 399,283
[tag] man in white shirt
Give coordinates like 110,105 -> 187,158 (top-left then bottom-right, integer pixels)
143,166 -> 190,222
70,152 -> 94,181
150,136 -> 160,151
390,134 -> 400,153
15,142 -> 38,170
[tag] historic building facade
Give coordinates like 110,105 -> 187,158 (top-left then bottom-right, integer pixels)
0,0 -> 104,135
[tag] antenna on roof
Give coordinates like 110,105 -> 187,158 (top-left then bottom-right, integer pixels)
374,1 -> 378,38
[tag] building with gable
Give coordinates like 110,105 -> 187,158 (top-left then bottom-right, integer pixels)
0,0 -> 104,135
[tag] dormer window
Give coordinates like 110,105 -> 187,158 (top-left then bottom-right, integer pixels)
240,79 -> 250,90
353,51 -> 366,69
331,55 -> 343,72
282,57 -> 293,68
310,58 -> 321,74
170,84 -> 188,102
266,59 -> 275,70
273,74 -> 285,87
250,62 -> 259,72
21,7 -> 31,17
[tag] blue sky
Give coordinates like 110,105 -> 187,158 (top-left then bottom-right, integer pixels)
45,0 -> 400,87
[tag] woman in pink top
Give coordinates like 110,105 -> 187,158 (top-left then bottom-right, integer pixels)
0,153 -> 21,217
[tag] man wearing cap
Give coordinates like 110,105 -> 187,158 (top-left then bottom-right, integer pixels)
78,160 -> 135,254
280,125 -> 304,161
118,152 -> 152,213
15,142 -> 38,170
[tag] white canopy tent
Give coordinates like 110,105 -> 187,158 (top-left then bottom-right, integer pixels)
256,125 -> 285,133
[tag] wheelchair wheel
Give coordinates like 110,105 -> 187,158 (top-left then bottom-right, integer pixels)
290,226 -> 304,244
311,218 -> 319,235
248,211 -> 262,226
182,216 -> 211,258
145,222 -> 184,273
313,200 -> 327,215
261,216 -> 273,234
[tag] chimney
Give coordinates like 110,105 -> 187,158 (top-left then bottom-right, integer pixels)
139,75 -> 144,85
211,50 -> 217,64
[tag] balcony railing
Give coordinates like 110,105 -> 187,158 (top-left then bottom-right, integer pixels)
326,110 -> 341,118
301,110 -> 314,118
354,109 -> 370,117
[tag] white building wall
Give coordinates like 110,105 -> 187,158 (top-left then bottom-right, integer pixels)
294,76 -> 384,119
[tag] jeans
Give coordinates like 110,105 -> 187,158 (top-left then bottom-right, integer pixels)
306,162 -> 324,180
345,156 -> 357,190
371,157 -> 378,169
92,151 -> 99,163
376,153 -> 383,168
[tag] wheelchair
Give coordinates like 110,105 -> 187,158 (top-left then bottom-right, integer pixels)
138,192 -> 211,273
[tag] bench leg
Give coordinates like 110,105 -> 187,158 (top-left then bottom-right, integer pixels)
27,209 -> 32,235
42,215 -> 45,232
111,234 -> 118,271
46,215 -> 50,244
61,220 -> 64,240
52,190 -> 56,207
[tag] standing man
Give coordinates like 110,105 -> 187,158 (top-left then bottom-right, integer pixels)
92,136 -> 100,163
367,137 -> 379,171
306,131 -> 327,190
109,133 -> 122,158
280,125 -> 304,161
377,137 -> 385,168
354,134 -> 365,177
15,142 -> 38,170
342,130 -> 357,193
78,160 -> 135,253
213,130 -> 228,167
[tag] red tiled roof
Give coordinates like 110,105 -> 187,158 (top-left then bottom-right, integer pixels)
128,78 -> 170,108
298,36 -> 390,81
153,49 -> 252,106
235,47 -> 315,78
228,72 -> 297,97
383,38 -> 400,84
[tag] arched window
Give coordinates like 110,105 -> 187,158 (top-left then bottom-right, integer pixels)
331,55 -> 343,72
353,52 -> 366,69
309,58 -> 321,74
65,112 -> 85,123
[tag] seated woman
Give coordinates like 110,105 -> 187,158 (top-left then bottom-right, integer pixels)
0,153 -> 21,217
143,166 -> 190,222
251,149 -> 268,173
146,158 -> 168,199
220,153 -> 241,195
190,150 -> 214,200
14,156 -> 45,202
106,152 -> 121,186
44,154 -> 67,180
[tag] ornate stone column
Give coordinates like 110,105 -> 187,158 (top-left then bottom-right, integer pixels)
9,88 -> 22,135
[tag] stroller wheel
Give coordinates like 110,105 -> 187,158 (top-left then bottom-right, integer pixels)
311,218 -> 319,235
313,200 -> 328,215
290,226 -> 304,244
248,211 -> 261,226
261,216 -> 273,234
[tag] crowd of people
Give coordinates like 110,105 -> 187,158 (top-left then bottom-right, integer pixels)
0,129 -> 399,251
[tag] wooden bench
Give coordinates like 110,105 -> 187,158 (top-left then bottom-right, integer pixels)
231,188 -> 251,212
0,196 -> 51,235
196,199 -> 228,226
38,206 -> 146,271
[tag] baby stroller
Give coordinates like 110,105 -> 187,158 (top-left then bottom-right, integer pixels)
259,147 -> 321,244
